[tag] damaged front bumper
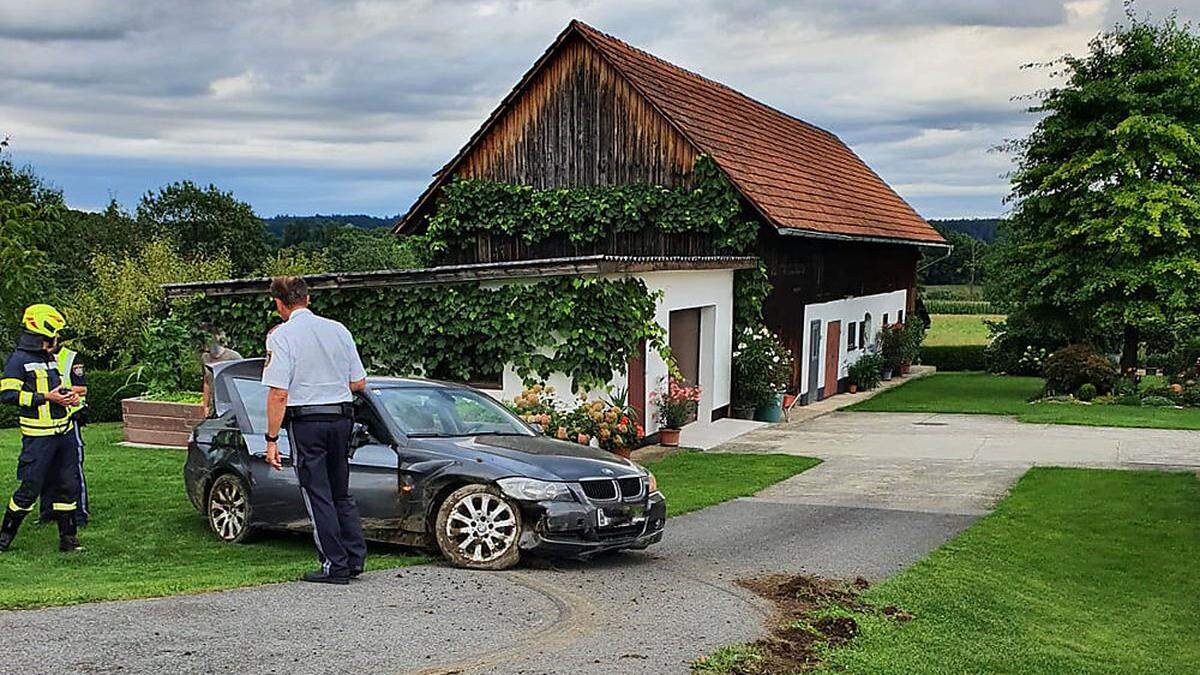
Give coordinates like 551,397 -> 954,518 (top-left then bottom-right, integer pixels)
517,491 -> 667,558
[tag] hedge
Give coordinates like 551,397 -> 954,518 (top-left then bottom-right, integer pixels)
0,368 -> 145,429
920,345 -> 988,371
925,299 -> 996,315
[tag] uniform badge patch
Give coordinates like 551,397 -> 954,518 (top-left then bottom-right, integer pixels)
72,364 -> 85,378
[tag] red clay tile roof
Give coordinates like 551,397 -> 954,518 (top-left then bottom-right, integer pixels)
570,21 -> 944,244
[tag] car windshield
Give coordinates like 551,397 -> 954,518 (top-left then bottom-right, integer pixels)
373,386 -> 533,438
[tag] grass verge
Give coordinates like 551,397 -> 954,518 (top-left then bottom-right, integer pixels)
696,468 -> 1200,673
0,426 -> 816,609
823,468 -> 1200,673
645,451 -> 820,517
849,372 -> 1200,430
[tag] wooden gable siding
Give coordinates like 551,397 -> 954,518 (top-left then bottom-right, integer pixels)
454,36 -> 698,189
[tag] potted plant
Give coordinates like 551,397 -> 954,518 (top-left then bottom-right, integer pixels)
879,323 -> 906,381
122,316 -> 206,447
651,380 -> 701,446
732,325 -> 794,423
900,313 -> 926,374
848,353 -> 884,392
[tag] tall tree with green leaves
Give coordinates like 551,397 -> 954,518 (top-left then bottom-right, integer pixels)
137,181 -> 267,276
0,141 -> 63,346
991,10 -> 1200,368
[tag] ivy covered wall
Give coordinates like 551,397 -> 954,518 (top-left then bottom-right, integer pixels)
173,276 -> 667,392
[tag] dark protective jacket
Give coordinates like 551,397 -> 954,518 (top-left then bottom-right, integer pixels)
0,335 -> 74,437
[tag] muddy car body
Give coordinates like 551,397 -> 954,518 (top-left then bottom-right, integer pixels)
184,359 -> 666,569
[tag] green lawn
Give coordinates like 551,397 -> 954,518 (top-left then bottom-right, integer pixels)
822,468 -> 1200,674
0,424 -> 817,609
647,451 -> 820,517
0,424 -> 426,609
923,314 -> 1004,347
850,372 -> 1200,430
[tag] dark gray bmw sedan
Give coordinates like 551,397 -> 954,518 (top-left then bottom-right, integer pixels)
184,359 -> 666,569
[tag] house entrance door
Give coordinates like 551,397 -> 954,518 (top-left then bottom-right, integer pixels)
627,338 -> 646,430
669,308 -> 701,424
823,321 -> 841,399
806,319 -> 821,404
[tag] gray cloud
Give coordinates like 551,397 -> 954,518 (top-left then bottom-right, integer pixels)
3,0 -> 1195,218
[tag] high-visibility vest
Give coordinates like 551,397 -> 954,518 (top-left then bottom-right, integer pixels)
56,348 -> 86,418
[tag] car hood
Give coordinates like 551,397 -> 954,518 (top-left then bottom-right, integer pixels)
413,434 -> 643,481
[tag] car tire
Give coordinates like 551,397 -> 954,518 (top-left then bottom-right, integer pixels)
207,473 -> 255,544
435,484 -> 522,570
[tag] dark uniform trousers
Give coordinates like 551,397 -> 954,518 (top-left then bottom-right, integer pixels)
287,413 -> 366,577
6,429 -> 81,538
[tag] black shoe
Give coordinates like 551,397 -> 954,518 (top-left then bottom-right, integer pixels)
59,535 -> 83,553
0,532 -> 12,552
349,568 -> 363,578
301,570 -> 349,585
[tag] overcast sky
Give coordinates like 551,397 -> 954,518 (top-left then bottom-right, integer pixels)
2,0 -> 1195,219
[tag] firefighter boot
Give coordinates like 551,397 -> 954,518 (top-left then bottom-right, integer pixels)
57,512 -> 82,553
0,506 -> 29,552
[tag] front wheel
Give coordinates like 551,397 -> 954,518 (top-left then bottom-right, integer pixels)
207,473 -> 254,543
435,484 -> 522,570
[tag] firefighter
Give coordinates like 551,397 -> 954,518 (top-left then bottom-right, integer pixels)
38,341 -> 89,526
0,305 -> 85,553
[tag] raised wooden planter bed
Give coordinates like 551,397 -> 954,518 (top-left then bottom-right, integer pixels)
121,398 -> 205,447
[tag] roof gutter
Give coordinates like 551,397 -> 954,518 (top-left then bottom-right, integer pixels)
776,226 -> 952,251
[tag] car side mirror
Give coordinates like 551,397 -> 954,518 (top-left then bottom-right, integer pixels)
350,422 -> 373,448
529,423 -> 544,434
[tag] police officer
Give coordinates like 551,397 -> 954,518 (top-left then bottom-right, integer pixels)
261,277 -> 368,584
0,305 -> 84,553
39,341 -> 89,526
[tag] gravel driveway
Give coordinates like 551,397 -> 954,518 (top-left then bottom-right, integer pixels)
0,473 -> 978,675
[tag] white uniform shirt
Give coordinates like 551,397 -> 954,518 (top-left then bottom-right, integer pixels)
261,308 -> 367,406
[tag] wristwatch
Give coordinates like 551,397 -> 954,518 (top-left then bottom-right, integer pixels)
264,433 -> 279,443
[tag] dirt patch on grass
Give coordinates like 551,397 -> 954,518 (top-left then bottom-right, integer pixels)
694,574 -> 911,674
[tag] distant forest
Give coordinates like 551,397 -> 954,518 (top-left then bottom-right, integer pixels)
928,218 -> 1000,242
262,213 -> 398,235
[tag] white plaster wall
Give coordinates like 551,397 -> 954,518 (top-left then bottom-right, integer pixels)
799,289 -> 908,398
492,269 -> 734,434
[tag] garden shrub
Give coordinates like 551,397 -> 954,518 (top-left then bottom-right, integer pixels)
1111,377 -> 1143,406
1075,383 -> 1097,401
848,353 -> 884,390
508,384 -> 643,454
1140,395 -> 1176,408
0,368 -> 143,429
983,311 -> 1068,375
1043,344 -> 1118,396
920,345 -> 987,371
732,325 -> 793,409
1182,385 -> 1200,408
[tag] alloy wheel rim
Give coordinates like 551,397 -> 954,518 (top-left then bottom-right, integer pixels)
210,481 -> 247,540
446,493 -> 517,563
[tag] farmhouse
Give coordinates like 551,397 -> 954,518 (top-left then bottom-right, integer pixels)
167,20 -> 946,435
394,21 -> 946,415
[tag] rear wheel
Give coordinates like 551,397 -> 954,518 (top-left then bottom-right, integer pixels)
435,484 -> 522,570
207,473 -> 254,543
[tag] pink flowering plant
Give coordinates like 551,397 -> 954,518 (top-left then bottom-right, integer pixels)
651,380 -> 701,430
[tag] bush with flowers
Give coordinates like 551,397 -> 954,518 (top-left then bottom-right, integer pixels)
650,380 -> 702,430
507,384 -> 644,456
732,325 -> 794,409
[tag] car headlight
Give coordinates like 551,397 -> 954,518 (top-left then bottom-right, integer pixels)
646,471 -> 658,493
497,477 -> 574,502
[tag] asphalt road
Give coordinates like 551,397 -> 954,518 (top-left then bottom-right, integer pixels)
0,487 -> 977,675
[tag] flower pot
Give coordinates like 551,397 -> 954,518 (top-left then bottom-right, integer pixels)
731,403 -> 756,419
659,428 -> 681,446
900,362 -> 911,375
753,393 -> 785,423
882,368 -> 894,381
848,384 -> 858,394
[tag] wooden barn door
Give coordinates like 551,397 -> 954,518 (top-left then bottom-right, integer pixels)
627,338 -> 646,430
823,321 -> 841,399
